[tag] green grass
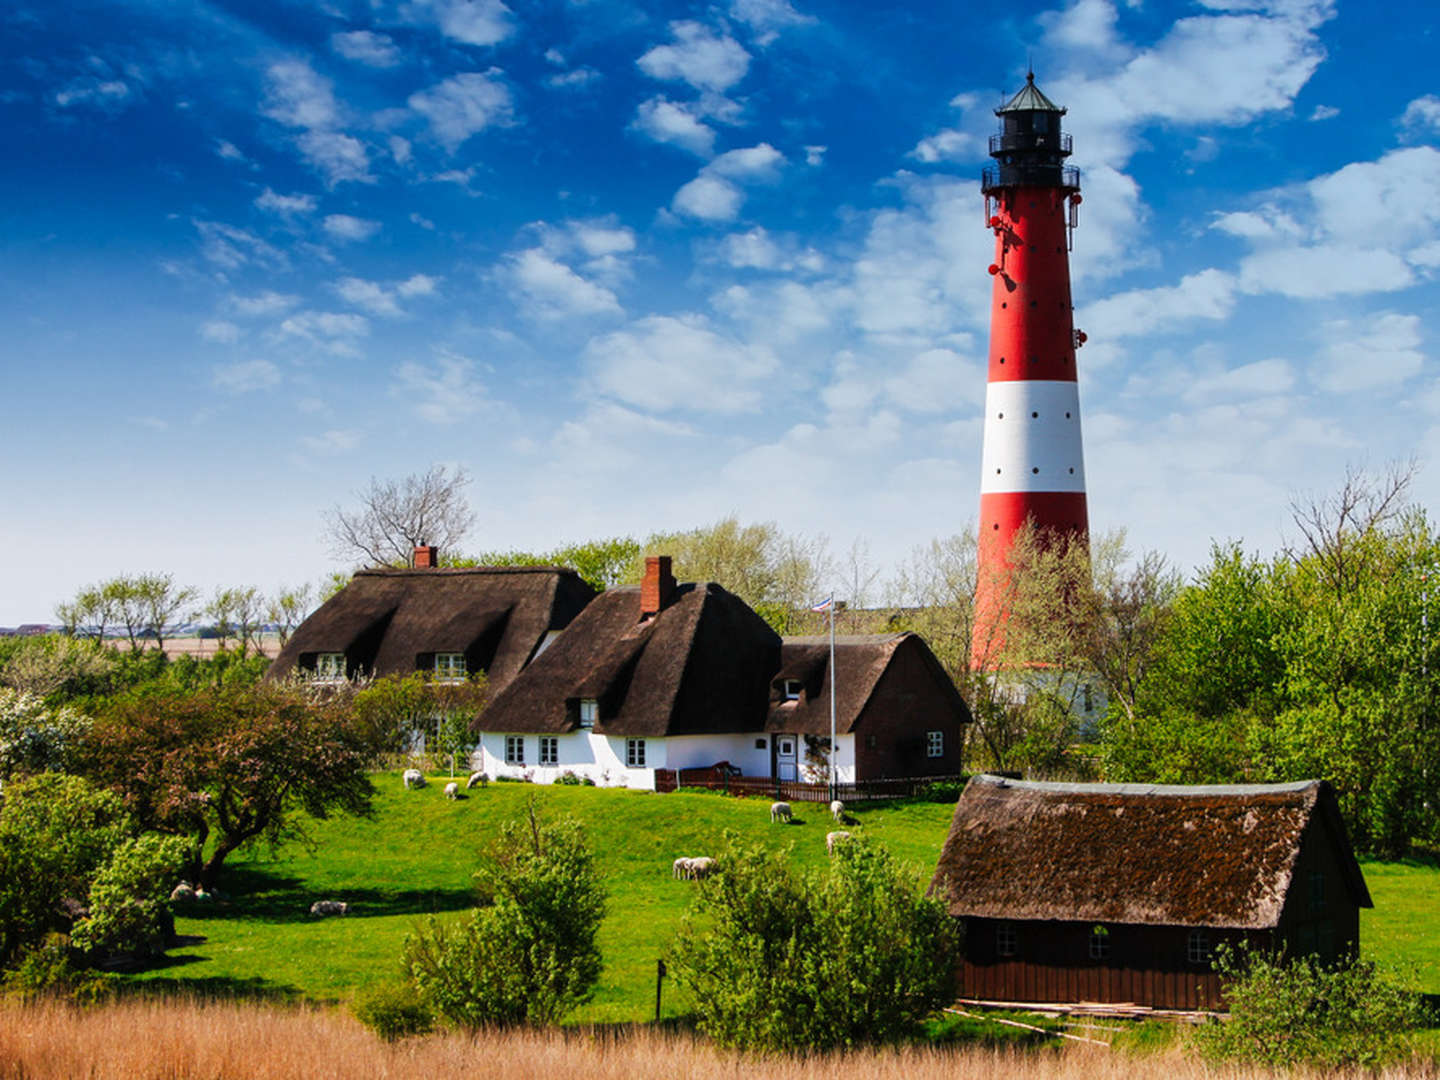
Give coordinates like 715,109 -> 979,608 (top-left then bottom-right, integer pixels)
127,775 -> 1440,1025
132,774 -> 957,1021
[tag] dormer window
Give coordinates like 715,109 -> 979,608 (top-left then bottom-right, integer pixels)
579,699 -> 598,729
315,653 -> 346,682
782,679 -> 803,702
435,653 -> 466,682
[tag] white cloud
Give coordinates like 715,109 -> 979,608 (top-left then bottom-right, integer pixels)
227,290 -> 300,317
1311,313 -> 1426,393
1080,269 -> 1238,339
508,249 -> 623,319
335,277 -> 401,316
397,274 -> 440,297
707,143 -> 784,181
254,188 -> 316,215
584,314 -> 778,413
199,320 -> 241,344
213,359 -> 281,392
53,77 -> 132,110
728,0 -> 816,45
193,220 -> 287,271
322,214 -> 381,242
297,130 -> 373,186
637,21 -> 751,94
1310,104 -> 1339,121
1238,246 -> 1414,298
571,223 -> 635,258
409,71 -> 514,150
672,175 -> 742,221
804,145 -> 825,166
389,135 -> 412,165
405,0 -> 516,46
1184,357 -> 1296,402
331,30 -> 402,67
910,128 -> 985,164
279,311 -> 370,355
1039,0 -> 1122,54
215,140 -> 245,161
548,68 -> 600,89
633,97 -> 715,156
301,428 -> 362,454
1400,95 -> 1440,137
720,227 -> 782,269
392,350 -> 491,424
262,60 -> 338,130
711,280 -> 832,344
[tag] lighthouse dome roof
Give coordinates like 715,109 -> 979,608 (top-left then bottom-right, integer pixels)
996,71 -> 1065,115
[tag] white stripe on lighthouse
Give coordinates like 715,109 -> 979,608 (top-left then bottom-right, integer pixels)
980,380 -> 1087,494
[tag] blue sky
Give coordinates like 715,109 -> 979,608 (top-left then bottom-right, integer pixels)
2,0 -> 1438,624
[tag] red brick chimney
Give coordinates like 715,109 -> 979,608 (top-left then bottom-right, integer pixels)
640,555 -> 675,618
413,544 -> 439,568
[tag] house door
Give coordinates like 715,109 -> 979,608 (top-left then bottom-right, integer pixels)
775,735 -> 797,781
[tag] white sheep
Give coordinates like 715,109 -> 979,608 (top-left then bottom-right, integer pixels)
403,768 -> 426,789
770,800 -> 792,823
688,856 -> 716,880
826,830 -> 852,855
310,900 -> 349,916
830,799 -> 845,823
465,770 -> 488,790
443,781 -> 459,800
672,857 -> 693,880
169,882 -> 196,903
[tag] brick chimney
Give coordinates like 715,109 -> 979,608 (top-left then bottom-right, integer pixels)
640,555 -> 676,618
413,544 -> 439,569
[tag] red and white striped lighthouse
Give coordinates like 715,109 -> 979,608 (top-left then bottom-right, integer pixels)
973,73 -> 1088,664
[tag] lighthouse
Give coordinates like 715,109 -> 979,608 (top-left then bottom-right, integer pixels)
972,73 -> 1088,665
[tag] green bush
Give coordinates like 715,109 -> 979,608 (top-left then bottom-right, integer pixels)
669,833 -> 957,1052
1194,943 -> 1431,1069
352,980 -> 435,1041
553,771 -> 594,786
402,802 -> 605,1028
71,833 -> 190,960
1,934 -> 114,1005
0,689 -> 93,779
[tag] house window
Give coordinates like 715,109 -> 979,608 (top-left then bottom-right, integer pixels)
626,738 -> 646,768
996,922 -> 1017,958
315,653 -> 346,682
504,736 -> 525,765
782,679 -> 803,701
1308,871 -> 1326,914
579,699 -> 598,729
1187,929 -> 1210,966
755,738 -> 767,750
435,653 -> 466,682
538,736 -> 558,766
927,730 -> 944,758
1089,925 -> 1111,961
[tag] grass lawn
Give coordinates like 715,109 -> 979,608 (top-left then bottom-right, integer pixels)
130,774 -> 1440,1024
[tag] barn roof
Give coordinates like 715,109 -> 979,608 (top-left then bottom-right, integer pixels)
766,633 -> 969,735
929,775 -> 1371,929
477,582 -> 782,737
267,566 -> 596,693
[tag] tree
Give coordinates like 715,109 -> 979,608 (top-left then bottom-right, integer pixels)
133,573 -> 198,652
87,684 -> 373,888
57,575 -> 195,652
402,802 -> 605,1028
0,688 -> 92,779
265,583 -> 315,647
467,537 -> 641,591
669,834 -> 956,1052
352,672 -> 489,762
203,586 -> 265,655
0,635 -> 116,701
324,465 -> 475,569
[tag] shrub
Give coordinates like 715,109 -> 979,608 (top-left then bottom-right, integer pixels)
1,934 -> 114,1005
669,834 -> 957,1052
352,981 -> 435,1041
402,802 -> 605,1028
553,771 -> 594,786
1194,943 -> 1431,1069
72,833 -> 191,960
0,689 -> 92,779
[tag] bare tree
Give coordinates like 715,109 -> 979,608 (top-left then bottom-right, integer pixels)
323,466 -> 476,568
1082,548 -> 1181,723
266,583 -> 315,648
1285,460 -> 1417,597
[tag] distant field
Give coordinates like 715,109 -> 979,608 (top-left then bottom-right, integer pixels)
130,774 -> 1440,1022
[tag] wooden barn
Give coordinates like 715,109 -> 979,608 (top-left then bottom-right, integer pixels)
929,774 -> 1372,1011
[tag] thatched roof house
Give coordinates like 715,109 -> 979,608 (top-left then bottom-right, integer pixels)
474,556 -> 970,787
267,564 -> 596,693
929,775 -> 1371,1010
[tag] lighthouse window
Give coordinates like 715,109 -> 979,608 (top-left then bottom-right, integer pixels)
1065,412 -> 1071,418
1031,411 -> 1038,418
1032,467 -> 1039,474
1030,300 -> 1038,307
997,412 -> 1004,418
1069,468 -> 1075,474
993,524 -> 999,530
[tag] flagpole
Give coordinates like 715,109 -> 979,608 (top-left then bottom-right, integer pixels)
828,598 -> 837,802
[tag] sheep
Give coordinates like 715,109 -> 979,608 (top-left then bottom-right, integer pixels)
687,856 -> 716,880
310,900 -> 349,917
672,857 -> 693,880
830,799 -> 845,823
402,768 -> 426,789
825,830 -> 852,856
465,770 -> 489,790
443,781 -> 459,800
770,800 -> 792,823
169,882 -> 196,903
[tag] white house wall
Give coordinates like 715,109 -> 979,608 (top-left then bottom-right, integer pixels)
663,733 -> 772,777
795,734 -> 856,785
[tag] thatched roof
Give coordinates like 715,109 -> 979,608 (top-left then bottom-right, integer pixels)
267,567 -> 596,693
765,633 -> 969,735
929,775 -> 1371,929
478,582 -> 782,736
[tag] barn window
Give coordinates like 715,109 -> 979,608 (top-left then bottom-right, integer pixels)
626,738 -> 646,768
504,736 -> 525,765
1089,924 -> 1111,961
996,922 -> 1017,957
538,736 -> 558,766
1187,929 -> 1210,966
926,731 -> 944,757
866,734 -> 877,749
1308,871 -> 1326,913
315,653 -> 346,682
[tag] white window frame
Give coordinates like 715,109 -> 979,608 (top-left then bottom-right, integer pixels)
626,738 -> 646,768
315,653 -> 346,682
927,730 -> 944,758
504,736 -> 525,765
579,699 -> 598,729
435,652 -> 466,682
538,736 -> 558,766
782,679 -> 803,701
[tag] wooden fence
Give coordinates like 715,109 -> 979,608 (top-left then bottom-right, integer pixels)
653,767 -> 967,802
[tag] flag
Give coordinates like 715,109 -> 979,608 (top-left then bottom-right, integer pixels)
810,596 -> 833,613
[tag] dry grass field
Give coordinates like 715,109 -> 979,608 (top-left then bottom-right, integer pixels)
0,998 -> 1436,1080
